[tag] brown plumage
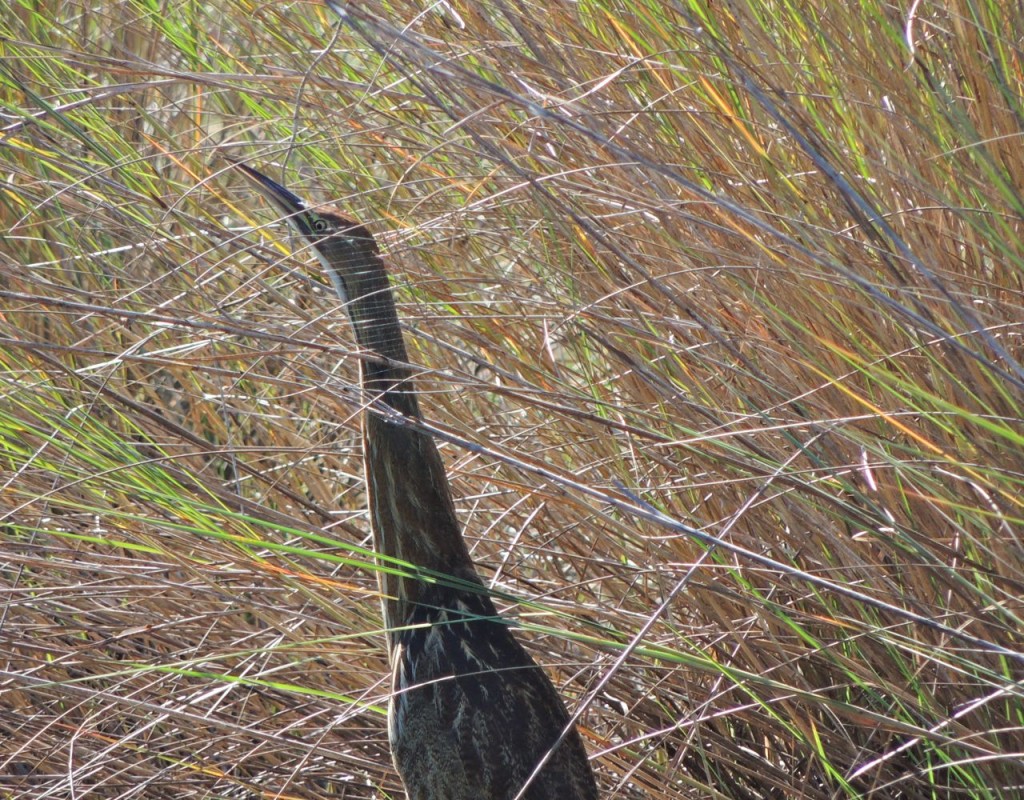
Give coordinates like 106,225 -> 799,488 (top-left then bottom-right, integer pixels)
231,161 -> 599,800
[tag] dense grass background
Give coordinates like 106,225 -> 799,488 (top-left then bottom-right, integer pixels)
3,1 -> 1024,797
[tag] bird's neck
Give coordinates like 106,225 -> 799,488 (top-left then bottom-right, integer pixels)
347,286 -> 423,419
358,356 -> 420,420
349,295 -> 479,633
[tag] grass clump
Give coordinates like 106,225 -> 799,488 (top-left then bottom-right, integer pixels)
2,1 -> 1023,797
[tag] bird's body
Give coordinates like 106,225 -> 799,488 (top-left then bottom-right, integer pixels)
232,161 -> 598,800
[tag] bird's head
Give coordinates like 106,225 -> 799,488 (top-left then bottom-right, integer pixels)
228,159 -> 382,307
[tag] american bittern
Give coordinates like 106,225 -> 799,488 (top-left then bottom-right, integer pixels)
231,161 -> 599,800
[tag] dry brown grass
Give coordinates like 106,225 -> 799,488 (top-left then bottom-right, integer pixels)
2,1 -> 1023,797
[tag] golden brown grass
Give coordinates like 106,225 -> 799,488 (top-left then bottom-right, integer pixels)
2,1 -> 1023,797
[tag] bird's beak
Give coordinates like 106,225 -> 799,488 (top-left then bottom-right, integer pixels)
224,157 -> 309,225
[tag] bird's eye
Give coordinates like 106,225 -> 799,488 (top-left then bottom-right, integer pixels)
312,218 -> 328,233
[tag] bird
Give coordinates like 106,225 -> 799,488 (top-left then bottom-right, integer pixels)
230,160 -> 599,800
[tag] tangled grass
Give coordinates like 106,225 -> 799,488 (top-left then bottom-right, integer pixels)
2,1 -> 1023,797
